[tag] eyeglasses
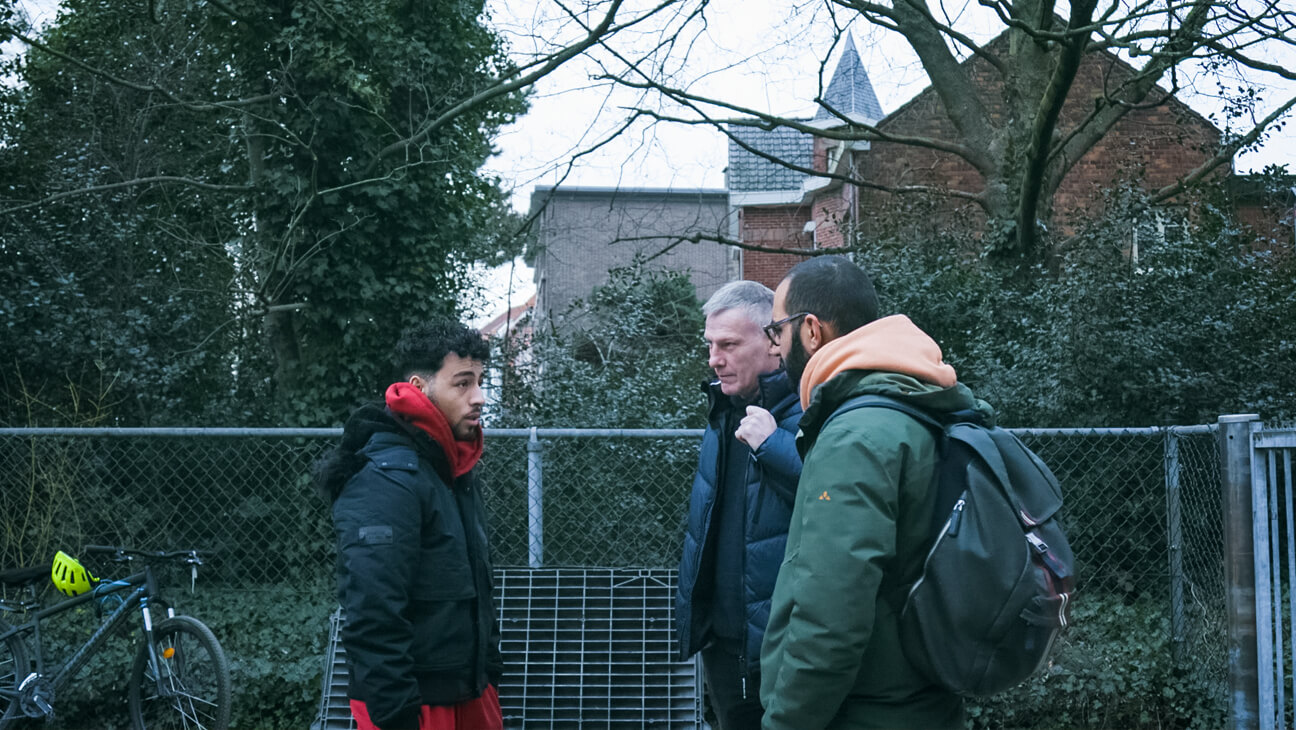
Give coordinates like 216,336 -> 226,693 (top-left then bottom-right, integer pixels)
764,311 -> 810,345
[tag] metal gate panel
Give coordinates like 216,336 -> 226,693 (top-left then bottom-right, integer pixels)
316,610 -> 353,730
1252,427 -> 1296,730
314,568 -> 702,730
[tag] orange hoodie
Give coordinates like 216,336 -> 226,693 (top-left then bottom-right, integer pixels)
798,314 -> 958,409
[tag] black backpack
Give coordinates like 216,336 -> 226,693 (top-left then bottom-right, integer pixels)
824,395 -> 1076,697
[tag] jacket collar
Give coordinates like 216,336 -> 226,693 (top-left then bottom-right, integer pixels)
704,368 -> 797,420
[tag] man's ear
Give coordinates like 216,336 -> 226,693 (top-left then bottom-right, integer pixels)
802,314 -> 840,353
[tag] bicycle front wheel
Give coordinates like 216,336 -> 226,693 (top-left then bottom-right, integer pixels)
0,619 -> 30,726
128,615 -> 231,730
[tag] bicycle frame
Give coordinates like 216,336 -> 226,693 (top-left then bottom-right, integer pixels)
0,564 -> 172,705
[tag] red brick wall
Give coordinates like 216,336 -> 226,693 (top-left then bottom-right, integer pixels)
739,205 -> 813,289
851,48 -> 1222,238
813,136 -> 831,173
1237,202 -> 1295,253
813,191 -> 850,249
1051,58 -> 1220,232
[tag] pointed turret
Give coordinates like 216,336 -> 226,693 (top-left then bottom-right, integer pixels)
813,35 -> 884,125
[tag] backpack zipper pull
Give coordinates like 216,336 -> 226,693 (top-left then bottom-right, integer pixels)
1027,531 -> 1072,580
1025,532 -> 1048,553
947,498 -> 966,537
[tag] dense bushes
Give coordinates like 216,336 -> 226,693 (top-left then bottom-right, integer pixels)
12,587 -> 1228,729
496,262 -> 711,430
493,264 -> 711,568
864,191 -> 1295,428
970,594 -> 1227,729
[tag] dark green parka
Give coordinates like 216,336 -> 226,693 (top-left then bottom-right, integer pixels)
760,315 -> 993,730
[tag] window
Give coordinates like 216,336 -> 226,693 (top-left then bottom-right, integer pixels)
1130,208 -> 1187,269
826,143 -> 844,173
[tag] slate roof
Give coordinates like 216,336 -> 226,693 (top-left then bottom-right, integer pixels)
726,123 -> 814,193
727,35 -> 882,195
813,35 -> 884,124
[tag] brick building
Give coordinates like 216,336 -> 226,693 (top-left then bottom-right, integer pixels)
727,33 -> 1289,288
1229,175 -> 1296,253
726,35 -> 887,289
527,35 -> 1290,323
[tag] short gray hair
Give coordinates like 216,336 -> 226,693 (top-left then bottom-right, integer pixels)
702,280 -> 774,328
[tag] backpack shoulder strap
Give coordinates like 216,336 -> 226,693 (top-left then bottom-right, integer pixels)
947,424 -> 1011,487
823,394 -> 944,435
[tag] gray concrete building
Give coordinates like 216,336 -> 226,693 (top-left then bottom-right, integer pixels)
529,186 -> 734,329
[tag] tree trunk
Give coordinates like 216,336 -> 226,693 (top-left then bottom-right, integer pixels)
243,115 -> 303,404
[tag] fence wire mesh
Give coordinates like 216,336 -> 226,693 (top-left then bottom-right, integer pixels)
0,425 -> 1226,700
1016,427 -> 1226,699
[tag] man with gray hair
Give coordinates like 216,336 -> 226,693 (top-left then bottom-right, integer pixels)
675,280 -> 804,729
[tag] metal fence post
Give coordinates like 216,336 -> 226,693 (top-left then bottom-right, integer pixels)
1219,413 -> 1261,730
527,427 -> 544,569
1264,446 -> 1285,730
1164,429 -> 1186,667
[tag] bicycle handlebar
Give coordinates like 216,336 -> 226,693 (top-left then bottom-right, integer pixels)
82,545 -> 205,565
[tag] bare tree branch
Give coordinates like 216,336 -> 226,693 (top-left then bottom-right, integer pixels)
1205,41 -> 1296,82
889,0 -> 1008,74
613,231 -> 839,257
1049,1 -> 1216,191
610,75 -> 984,161
628,107 -> 988,206
365,0 -> 669,172
884,0 -> 997,159
1014,0 -> 1098,243
1151,94 -> 1296,204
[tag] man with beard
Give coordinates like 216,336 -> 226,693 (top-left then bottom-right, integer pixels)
676,280 -> 803,730
316,320 -> 502,730
759,256 -> 991,730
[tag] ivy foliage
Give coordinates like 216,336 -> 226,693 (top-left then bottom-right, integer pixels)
969,594 -> 1226,729
863,186 -> 1296,427
496,262 -> 712,430
0,0 -> 527,427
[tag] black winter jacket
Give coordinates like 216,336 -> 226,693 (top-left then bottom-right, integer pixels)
675,369 -> 803,670
316,404 -> 502,730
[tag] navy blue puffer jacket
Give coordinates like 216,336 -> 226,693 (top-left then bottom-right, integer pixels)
675,369 -> 803,670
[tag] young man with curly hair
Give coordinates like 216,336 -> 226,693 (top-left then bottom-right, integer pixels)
317,319 -> 502,730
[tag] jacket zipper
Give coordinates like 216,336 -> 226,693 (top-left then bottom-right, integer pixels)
458,477 -> 487,688
947,498 -> 966,537
740,443 -> 752,700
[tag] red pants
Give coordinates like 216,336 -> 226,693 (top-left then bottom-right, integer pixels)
349,686 -> 502,730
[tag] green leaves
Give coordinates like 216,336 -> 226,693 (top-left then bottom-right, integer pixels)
969,594 -> 1227,729
864,183 -> 1296,427
3,0 -> 528,427
495,262 -> 710,430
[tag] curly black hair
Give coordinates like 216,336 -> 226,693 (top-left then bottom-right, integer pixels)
393,319 -> 490,381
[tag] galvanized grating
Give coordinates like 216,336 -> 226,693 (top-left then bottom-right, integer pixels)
314,568 -> 702,730
313,610 -> 352,730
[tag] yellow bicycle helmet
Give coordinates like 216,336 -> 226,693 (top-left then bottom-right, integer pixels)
51,551 -> 96,597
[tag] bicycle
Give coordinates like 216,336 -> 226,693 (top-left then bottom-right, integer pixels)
0,546 -> 232,729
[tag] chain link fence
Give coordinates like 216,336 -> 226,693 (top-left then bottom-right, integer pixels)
0,425 -> 1226,702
